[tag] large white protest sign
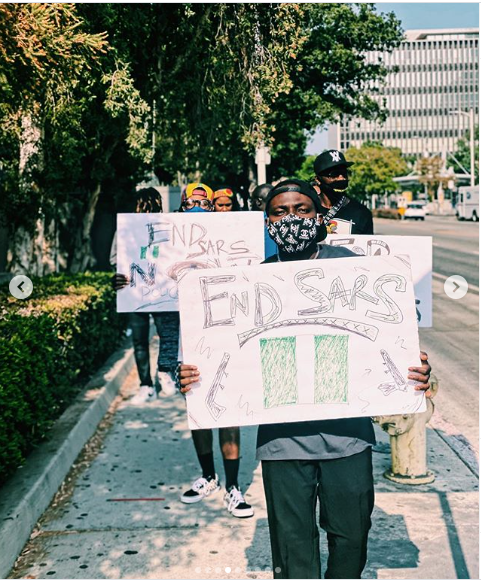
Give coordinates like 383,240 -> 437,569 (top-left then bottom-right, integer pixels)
178,255 -> 425,430
326,235 -> 432,327
116,212 -> 265,312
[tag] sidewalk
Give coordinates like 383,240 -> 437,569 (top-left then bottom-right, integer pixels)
9,344 -> 479,580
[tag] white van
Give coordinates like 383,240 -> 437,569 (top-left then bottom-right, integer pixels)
456,186 -> 479,222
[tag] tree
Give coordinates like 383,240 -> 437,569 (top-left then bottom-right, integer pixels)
266,3 -> 404,180
344,142 -> 408,201
1,3 -> 406,274
0,3 -> 152,274
416,156 -> 452,201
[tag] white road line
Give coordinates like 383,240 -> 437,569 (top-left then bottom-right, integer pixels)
432,271 -> 479,293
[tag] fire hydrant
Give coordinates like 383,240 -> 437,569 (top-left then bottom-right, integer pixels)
372,374 -> 439,485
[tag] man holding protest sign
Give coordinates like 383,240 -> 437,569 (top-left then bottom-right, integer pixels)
179,179 -> 432,579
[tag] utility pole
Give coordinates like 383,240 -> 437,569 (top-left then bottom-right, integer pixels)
469,108 -> 475,187
255,144 -> 271,185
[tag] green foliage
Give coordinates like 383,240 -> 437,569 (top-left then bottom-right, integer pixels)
2,3 -> 405,263
345,142 -> 408,201
0,3 -> 151,235
267,3 -> 404,179
295,155 -> 317,182
0,272 -> 126,485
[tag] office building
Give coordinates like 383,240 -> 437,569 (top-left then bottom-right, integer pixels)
332,28 -> 479,157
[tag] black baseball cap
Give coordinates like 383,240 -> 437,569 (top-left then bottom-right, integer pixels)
314,149 -> 354,176
265,179 -> 323,213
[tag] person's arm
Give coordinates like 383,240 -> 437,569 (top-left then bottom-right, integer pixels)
179,363 -> 200,394
408,351 -> 433,397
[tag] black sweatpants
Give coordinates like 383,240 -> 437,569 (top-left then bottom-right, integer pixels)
261,448 -> 374,579
129,311 -> 180,386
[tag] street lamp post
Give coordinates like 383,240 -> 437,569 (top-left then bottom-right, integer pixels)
451,108 -> 475,187
468,108 -> 475,187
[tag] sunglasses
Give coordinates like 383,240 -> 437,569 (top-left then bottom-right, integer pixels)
321,167 -> 349,178
183,199 -> 213,209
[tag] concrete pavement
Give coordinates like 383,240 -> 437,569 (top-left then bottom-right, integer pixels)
9,342 -> 479,580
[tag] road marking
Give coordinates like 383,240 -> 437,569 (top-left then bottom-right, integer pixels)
432,272 -> 479,293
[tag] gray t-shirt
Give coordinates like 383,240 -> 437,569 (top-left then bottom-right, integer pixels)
256,243 -> 376,461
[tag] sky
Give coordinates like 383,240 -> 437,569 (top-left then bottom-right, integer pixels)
305,2 -> 480,155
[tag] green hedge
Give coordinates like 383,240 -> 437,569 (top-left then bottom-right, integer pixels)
0,273 -> 126,485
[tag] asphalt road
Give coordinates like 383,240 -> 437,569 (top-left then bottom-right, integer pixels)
375,216 -> 479,455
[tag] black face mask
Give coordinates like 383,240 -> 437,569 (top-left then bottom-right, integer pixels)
267,214 -> 327,254
321,179 -> 349,199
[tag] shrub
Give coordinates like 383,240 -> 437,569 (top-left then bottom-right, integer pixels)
372,208 -> 402,220
0,273 -> 126,485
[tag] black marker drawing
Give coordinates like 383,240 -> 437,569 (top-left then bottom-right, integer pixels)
130,262 -> 156,287
367,239 -> 390,255
196,337 -> 213,359
238,316 -> 379,347
205,352 -> 230,421
395,336 -> 408,350
377,349 -> 408,396
363,369 -> 372,377
365,274 -> 406,324
237,394 -> 254,418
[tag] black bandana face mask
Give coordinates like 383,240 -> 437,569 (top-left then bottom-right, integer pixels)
267,214 -> 327,254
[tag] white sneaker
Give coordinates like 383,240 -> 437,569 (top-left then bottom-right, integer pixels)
180,475 -> 220,504
131,385 -> 157,405
224,486 -> 254,518
157,370 -> 177,397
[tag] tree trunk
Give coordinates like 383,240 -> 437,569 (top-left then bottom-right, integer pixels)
68,183 -> 101,273
7,113 -> 61,276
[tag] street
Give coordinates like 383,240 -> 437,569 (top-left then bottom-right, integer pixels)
375,216 -> 479,455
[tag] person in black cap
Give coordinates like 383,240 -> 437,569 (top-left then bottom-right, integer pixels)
313,149 -> 374,235
179,178 -> 433,579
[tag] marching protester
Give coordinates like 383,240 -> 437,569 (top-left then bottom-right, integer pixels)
312,149 -> 374,234
179,179 -> 432,578
111,188 -> 178,403
179,184 -> 254,519
212,186 -> 241,212
249,182 -> 278,258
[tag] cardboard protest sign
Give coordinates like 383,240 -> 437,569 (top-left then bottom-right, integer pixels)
326,235 -> 432,327
116,212 -> 265,312
178,255 -> 425,430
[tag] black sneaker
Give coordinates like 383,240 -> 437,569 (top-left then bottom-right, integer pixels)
224,486 -> 254,518
180,474 -> 220,504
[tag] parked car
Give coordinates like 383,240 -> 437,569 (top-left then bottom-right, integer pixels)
403,201 -> 426,220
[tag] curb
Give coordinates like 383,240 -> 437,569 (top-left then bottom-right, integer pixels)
428,409 -> 479,478
0,342 -> 134,578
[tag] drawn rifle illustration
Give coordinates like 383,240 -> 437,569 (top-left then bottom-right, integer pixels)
377,349 -> 408,396
205,353 -> 230,420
